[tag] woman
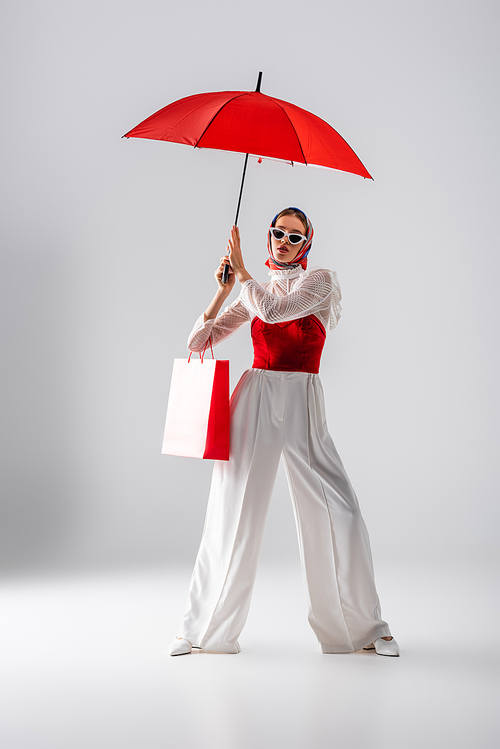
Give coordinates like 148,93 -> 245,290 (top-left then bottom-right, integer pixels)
170,207 -> 399,657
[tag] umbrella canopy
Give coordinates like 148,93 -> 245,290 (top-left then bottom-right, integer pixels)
124,79 -> 372,180
124,73 -> 372,282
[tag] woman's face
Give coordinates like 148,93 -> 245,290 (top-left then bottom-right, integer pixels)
270,215 -> 306,263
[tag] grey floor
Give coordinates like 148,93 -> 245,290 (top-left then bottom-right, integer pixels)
1,561 -> 498,749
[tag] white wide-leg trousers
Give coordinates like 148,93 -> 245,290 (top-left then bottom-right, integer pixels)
178,369 -> 391,653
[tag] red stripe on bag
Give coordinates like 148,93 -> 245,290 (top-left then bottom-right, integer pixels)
203,360 -> 230,460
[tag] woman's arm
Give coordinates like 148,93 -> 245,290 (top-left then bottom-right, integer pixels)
227,225 -> 253,285
188,301 -> 251,352
204,256 -> 234,321
227,226 -> 340,327
239,269 -> 337,325
187,255 -> 251,352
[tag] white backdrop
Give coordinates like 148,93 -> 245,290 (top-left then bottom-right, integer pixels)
1,0 -> 499,574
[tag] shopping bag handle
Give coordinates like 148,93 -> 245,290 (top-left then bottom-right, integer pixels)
188,336 -> 214,364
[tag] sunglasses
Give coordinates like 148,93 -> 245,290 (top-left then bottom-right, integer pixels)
269,227 -> 307,246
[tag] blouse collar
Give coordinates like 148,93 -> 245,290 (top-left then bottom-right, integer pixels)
267,266 -> 305,280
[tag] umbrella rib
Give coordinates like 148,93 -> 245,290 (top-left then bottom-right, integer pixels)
272,100 -> 308,164
194,93 -> 249,148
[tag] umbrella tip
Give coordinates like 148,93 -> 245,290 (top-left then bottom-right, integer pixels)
255,71 -> 263,92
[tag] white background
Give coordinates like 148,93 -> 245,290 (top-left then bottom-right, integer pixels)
1,0 -> 499,576
2,2 -> 500,748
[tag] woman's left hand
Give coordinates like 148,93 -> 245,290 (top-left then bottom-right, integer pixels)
228,226 -> 252,283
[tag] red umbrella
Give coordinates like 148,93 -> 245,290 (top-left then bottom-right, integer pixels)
123,72 -> 372,280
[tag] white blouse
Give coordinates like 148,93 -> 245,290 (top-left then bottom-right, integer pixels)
187,266 -> 342,353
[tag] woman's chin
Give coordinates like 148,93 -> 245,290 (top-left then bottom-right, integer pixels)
273,252 -> 294,262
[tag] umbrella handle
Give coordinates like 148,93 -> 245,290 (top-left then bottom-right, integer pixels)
222,152 -> 249,284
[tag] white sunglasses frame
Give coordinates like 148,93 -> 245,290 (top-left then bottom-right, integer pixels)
269,227 -> 308,245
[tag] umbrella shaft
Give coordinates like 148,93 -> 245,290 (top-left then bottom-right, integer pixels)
234,153 -> 249,227
223,153 -> 249,285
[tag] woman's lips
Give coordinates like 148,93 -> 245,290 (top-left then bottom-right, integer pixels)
277,246 -> 289,254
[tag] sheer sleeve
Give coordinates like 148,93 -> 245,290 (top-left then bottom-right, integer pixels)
187,298 -> 251,352
239,268 -> 340,329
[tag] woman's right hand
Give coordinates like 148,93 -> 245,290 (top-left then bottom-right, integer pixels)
215,256 -> 235,293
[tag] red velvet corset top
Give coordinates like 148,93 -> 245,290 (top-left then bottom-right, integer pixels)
251,315 -> 326,374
